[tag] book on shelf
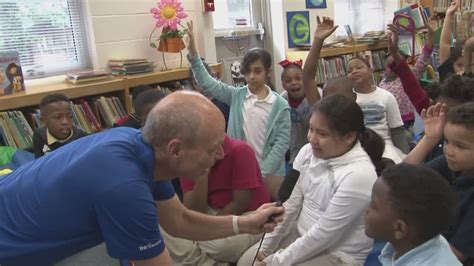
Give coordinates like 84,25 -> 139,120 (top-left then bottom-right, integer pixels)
313,49 -> 387,85
108,59 -> 155,75
394,3 -> 429,30
0,111 -> 33,149
0,51 -> 26,96
66,70 -> 112,85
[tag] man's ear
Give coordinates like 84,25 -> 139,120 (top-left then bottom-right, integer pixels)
167,138 -> 183,158
393,219 -> 409,241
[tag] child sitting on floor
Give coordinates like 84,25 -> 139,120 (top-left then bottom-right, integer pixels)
365,163 -> 460,266
32,93 -> 87,158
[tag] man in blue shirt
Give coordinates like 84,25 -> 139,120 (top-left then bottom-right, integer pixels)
0,91 -> 284,266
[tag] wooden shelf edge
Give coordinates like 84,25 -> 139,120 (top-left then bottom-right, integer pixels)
286,42 -> 388,62
0,63 -> 221,112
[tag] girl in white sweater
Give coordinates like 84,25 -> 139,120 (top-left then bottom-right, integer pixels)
238,94 -> 382,266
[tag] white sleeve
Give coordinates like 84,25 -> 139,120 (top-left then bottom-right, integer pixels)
384,91 -> 404,129
268,170 -> 375,266
260,175 -> 304,254
260,145 -> 310,253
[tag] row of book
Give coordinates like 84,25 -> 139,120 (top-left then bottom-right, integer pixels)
108,59 -> 155,75
433,0 -> 473,12
30,96 -> 127,135
314,50 -> 387,84
0,111 -> 34,150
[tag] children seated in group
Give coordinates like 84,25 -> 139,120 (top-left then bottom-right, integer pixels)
404,102 -> 474,264
32,93 -> 87,158
161,135 -> 270,265
186,21 -> 290,200
365,163 -> 460,266
130,89 -> 166,128
279,59 -> 312,166
238,95 -> 382,266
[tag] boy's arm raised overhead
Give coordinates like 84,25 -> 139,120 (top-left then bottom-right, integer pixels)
185,21 -> 235,105
302,16 -> 338,105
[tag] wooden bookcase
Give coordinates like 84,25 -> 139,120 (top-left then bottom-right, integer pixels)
0,64 -> 221,113
286,42 -> 388,63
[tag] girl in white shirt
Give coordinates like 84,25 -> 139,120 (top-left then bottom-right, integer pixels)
238,94 -> 381,266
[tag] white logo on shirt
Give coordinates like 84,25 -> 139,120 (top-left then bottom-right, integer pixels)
138,240 -> 162,251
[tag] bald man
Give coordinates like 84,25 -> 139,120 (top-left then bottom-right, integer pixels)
0,91 -> 284,266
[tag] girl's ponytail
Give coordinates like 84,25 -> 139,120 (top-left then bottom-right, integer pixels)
359,128 -> 394,176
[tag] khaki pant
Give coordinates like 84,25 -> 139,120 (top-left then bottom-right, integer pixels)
162,210 -> 261,266
55,243 -> 120,266
237,225 -> 360,266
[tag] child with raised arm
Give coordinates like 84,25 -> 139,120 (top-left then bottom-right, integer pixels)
404,102 -> 474,264
380,19 -> 437,127
185,21 -> 290,200
438,0 -> 465,82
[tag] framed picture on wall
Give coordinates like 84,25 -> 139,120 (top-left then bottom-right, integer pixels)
306,0 -> 327,9
220,56 -> 246,87
286,11 -> 311,48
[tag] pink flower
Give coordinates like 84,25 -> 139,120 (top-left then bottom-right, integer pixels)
150,0 -> 187,30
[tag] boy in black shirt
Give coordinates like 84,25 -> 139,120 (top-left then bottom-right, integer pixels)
32,93 -> 87,158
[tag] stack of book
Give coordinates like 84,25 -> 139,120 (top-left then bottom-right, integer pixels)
355,31 -> 387,44
0,111 -> 34,149
394,4 -> 430,30
108,59 -> 155,75
66,70 -> 111,84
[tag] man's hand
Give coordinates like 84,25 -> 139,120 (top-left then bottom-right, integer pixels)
238,203 -> 284,234
186,20 -> 198,56
314,16 -> 338,42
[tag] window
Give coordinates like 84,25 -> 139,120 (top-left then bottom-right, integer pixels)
213,0 -> 254,30
334,0 -> 388,36
0,0 -> 90,78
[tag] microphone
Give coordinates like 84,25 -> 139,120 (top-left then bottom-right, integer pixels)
251,169 -> 301,265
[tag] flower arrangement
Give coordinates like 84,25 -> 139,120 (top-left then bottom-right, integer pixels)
149,0 -> 188,53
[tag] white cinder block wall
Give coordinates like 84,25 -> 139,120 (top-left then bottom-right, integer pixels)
84,0 -> 217,70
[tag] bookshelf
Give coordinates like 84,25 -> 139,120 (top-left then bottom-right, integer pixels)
286,42 -> 388,62
287,42 -> 388,85
0,64 -> 221,112
0,64 -> 221,149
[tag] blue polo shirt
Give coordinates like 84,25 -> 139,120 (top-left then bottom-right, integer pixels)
0,128 -> 175,265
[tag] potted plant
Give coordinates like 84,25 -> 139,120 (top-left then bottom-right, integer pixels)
150,0 -> 188,58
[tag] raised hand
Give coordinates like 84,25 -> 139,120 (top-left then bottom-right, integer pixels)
186,20 -> 197,56
421,103 -> 447,143
387,24 -> 400,58
446,0 -> 460,16
314,16 -> 338,41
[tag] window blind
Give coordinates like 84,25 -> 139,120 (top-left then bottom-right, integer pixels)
0,0 -> 90,78
334,0 -> 386,36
